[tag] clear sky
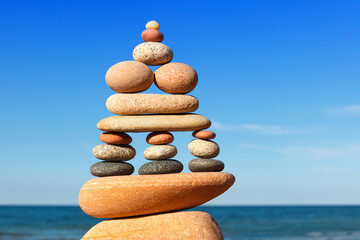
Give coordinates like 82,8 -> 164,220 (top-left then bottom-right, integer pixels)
1,0 -> 359,205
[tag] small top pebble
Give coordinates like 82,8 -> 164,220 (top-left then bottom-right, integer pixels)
146,20 -> 160,30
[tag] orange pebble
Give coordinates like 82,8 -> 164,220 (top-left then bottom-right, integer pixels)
192,130 -> 216,139
141,29 -> 164,42
146,131 -> 174,145
100,132 -> 132,145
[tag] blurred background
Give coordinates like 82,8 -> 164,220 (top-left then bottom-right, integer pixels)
0,0 -> 359,239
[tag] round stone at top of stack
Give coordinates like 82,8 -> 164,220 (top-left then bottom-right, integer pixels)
155,62 -> 198,94
146,131 -> 174,145
146,20 -> 160,30
192,130 -> 216,140
105,61 -> 154,93
100,132 -> 132,145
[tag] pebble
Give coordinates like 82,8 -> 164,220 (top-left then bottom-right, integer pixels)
105,61 -> 154,93
146,131 -> 174,145
133,42 -> 173,66
143,145 -> 177,160
188,159 -> 224,172
82,211 -> 223,240
90,161 -> 134,177
188,139 -> 220,158
99,132 -> 132,145
97,114 -> 211,132
138,160 -> 183,175
141,29 -> 164,42
106,94 -> 198,115
146,20 -> 160,30
154,62 -> 198,94
79,172 -> 235,218
92,144 -> 136,161
192,130 -> 216,139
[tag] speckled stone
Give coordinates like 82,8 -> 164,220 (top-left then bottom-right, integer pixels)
192,130 -> 216,140
141,29 -> 164,42
154,62 -> 198,94
138,160 -> 183,175
92,144 -> 136,161
97,114 -> 211,132
99,132 -> 132,145
90,161 -> 134,177
188,139 -> 220,158
105,61 -> 154,93
133,42 -> 173,66
143,145 -> 177,160
188,159 -> 224,172
106,94 -> 198,115
146,131 -> 174,145
145,20 -> 160,30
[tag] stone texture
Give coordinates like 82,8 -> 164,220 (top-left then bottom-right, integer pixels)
106,94 -> 198,115
138,160 -> 183,175
154,62 -> 198,94
145,20 -> 160,30
82,211 -> 224,240
141,29 -> 164,42
79,172 -> 235,218
146,131 -> 174,145
90,161 -> 134,177
105,61 -> 154,93
189,159 -> 224,172
193,130 -> 216,139
188,139 -> 220,158
143,145 -> 177,160
99,132 -> 132,145
133,42 -> 173,66
97,114 -> 211,132
92,144 -> 136,161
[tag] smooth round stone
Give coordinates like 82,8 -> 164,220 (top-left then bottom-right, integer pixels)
146,131 -> 174,145
92,144 -> 136,161
192,130 -> 216,140
146,20 -> 160,30
99,132 -> 132,145
138,160 -> 183,175
82,211 -> 224,240
97,114 -> 211,132
143,145 -> 177,160
141,29 -> 164,42
154,62 -> 198,94
106,94 -> 198,115
188,159 -> 224,172
133,42 -> 173,66
105,61 -> 154,93
188,139 -> 220,158
90,161 -> 134,177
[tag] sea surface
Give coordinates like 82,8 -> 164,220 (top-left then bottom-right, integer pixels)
0,206 -> 360,240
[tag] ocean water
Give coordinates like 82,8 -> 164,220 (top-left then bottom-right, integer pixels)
0,206 -> 360,240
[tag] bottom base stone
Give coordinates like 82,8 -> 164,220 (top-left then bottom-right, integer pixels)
82,211 -> 224,240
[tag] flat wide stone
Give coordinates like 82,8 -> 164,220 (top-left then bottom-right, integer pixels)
79,172 -> 235,218
97,114 -> 211,132
106,94 -> 199,115
82,211 -> 224,240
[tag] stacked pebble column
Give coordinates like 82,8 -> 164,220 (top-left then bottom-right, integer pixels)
79,21 -> 235,240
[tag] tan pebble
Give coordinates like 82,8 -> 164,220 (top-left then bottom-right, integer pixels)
99,132 -> 132,145
188,139 -> 220,158
143,145 -> 177,160
192,130 -> 216,139
133,42 -> 173,66
105,61 -> 154,93
155,62 -> 198,94
146,131 -> 174,145
81,211 -> 224,240
141,29 -> 164,42
145,20 -> 160,30
79,172 -> 235,218
92,144 -> 136,161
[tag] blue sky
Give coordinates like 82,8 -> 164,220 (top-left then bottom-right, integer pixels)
1,0 -> 359,205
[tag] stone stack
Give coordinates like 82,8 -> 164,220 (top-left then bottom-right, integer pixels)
79,20 -> 235,240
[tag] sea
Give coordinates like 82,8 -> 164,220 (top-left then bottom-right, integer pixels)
1,206 -> 360,240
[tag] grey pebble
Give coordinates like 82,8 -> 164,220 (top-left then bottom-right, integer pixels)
90,161 -> 134,177
138,159 -> 183,175
92,144 -> 136,161
188,159 -> 224,172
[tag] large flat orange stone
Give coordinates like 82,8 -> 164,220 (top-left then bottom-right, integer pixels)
82,211 -> 224,240
79,172 -> 235,218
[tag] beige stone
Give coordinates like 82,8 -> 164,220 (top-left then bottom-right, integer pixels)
106,94 -> 199,115
143,145 -> 177,160
82,211 -> 224,240
145,20 -> 160,30
97,114 -> 211,132
92,144 -> 136,161
133,42 -> 173,66
188,139 -> 220,158
79,172 -> 235,218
